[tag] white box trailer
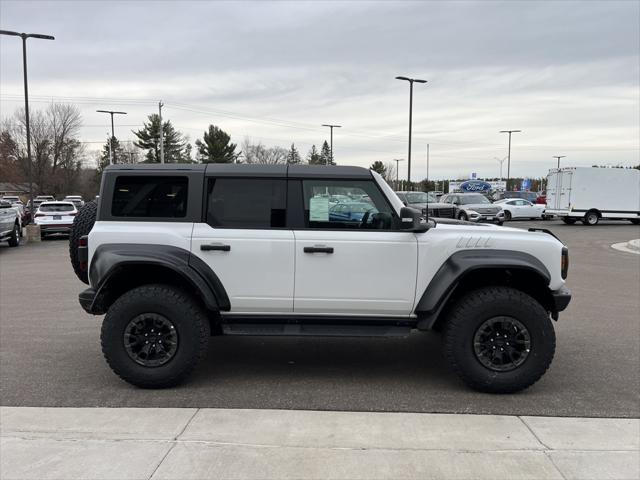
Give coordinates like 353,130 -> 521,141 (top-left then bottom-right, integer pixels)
546,167 -> 640,225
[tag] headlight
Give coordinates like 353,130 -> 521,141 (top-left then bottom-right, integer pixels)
467,210 -> 479,216
561,246 -> 569,279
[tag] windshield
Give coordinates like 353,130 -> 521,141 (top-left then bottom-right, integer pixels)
40,203 -> 74,212
406,192 -> 437,204
459,194 -> 491,205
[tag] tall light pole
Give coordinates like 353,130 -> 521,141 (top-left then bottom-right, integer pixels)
393,158 -> 405,188
158,101 -> 164,163
96,110 -> 127,164
0,29 -> 55,222
396,76 -> 427,188
321,124 -> 341,165
500,129 -> 522,189
494,156 -> 507,180
553,155 -> 566,169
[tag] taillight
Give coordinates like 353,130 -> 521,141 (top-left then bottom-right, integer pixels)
79,237 -> 88,247
35,213 -> 45,217
561,246 -> 569,279
69,212 -> 77,216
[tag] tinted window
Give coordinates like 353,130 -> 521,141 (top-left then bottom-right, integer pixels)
112,176 -> 188,218
302,180 -> 394,230
207,178 -> 286,228
40,203 -> 75,212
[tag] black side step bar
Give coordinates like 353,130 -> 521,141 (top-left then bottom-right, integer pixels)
221,323 -> 411,337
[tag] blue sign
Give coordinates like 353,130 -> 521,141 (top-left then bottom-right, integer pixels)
460,180 -> 492,192
521,178 -> 531,191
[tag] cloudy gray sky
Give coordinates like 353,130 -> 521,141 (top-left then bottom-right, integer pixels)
1,0 -> 638,180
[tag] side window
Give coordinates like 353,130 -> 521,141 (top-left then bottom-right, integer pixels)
111,176 -> 188,218
206,178 -> 286,229
301,179 -> 395,230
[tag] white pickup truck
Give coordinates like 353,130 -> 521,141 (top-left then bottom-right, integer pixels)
0,200 -> 21,247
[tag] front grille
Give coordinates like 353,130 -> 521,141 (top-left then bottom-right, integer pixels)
477,208 -> 499,214
424,207 -> 455,218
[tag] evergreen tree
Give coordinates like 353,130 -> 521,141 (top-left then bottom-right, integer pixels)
320,140 -> 335,165
133,114 -> 187,163
306,145 -> 323,165
194,125 -> 239,163
369,161 -> 386,177
286,143 -> 302,164
98,137 -> 126,173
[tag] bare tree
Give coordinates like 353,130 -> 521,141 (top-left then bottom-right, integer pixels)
383,161 -> 397,183
48,103 -> 82,175
240,138 -> 288,165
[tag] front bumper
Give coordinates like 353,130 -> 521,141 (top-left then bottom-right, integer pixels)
551,285 -> 572,312
469,212 -> 505,223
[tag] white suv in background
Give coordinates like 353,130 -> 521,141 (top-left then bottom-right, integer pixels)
35,201 -> 77,239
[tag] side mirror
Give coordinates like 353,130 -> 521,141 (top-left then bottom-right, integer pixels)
400,207 -> 428,232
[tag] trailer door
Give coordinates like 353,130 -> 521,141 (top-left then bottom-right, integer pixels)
559,170 -> 573,210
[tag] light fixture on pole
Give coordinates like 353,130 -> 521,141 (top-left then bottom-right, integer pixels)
321,124 -> 341,165
553,155 -> 566,169
494,156 -> 507,180
96,110 -> 127,164
0,29 -> 55,222
500,129 -> 522,187
395,76 -> 427,188
393,158 -> 405,187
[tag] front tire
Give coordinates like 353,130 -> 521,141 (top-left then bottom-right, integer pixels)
101,284 -> 210,388
458,211 -> 468,221
442,287 -> 555,393
503,210 -> 512,221
7,223 -> 20,247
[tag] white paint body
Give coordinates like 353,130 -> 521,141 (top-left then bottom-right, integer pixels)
88,174 -> 567,316
546,167 -> 640,219
496,199 -> 545,219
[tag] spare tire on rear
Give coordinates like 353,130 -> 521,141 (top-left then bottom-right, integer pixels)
69,200 -> 97,284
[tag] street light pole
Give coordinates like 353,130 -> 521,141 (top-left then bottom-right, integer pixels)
500,129 -> 522,189
553,155 -> 566,169
396,76 -> 427,188
96,110 -> 127,164
0,30 -> 55,222
393,158 -> 405,189
321,124 -> 341,165
494,156 -> 507,180
159,101 -> 164,164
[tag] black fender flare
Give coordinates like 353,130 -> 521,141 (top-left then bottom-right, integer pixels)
415,249 -> 551,330
89,244 -> 230,312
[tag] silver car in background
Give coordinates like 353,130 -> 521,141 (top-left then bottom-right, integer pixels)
440,193 -> 505,225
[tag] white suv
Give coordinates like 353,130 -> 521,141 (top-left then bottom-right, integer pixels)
70,164 -> 571,393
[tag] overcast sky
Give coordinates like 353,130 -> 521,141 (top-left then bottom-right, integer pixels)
1,0 -> 638,180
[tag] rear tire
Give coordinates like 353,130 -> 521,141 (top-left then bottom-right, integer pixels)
69,201 -> 97,284
7,223 -> 20,247
631,219 -> 640,225
442,287 -> 555,393
561,217 -> 577,225
582,210 -> 599,226
101,284 -> 210,388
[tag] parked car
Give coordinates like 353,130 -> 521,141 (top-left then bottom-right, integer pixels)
535,191 -> 547,205
34,201 -> 77,239
395,191 -> 456,218
71,163 -> 571,393
1,196 -> 28,225
495,199 -> 546,221
440,193 -> 505,225
63,195 -> 85,208
0,200 -> 21,247
546,167 -> 640,225
492,191 -> 538,203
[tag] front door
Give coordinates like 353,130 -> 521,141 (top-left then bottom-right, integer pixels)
291,178 -> 418,316
191,177 -> 294,313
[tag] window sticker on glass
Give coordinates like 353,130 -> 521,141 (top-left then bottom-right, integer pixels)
309,196 -> 329,221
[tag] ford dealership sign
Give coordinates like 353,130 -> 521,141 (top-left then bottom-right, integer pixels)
460,180 -> 492,192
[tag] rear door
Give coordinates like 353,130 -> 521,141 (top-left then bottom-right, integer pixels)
191,175 -> 295,313
290,177 -> 418,316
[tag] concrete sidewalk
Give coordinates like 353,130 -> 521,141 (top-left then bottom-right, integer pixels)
1,407 -> 638,480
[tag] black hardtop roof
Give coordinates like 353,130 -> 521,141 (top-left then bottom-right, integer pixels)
104,163 -> 372,179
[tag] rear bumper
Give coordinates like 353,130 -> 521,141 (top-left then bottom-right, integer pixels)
551,285 -> 572,312
39,223 -> 72,233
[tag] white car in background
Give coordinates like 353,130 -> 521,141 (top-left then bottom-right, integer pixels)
34,201 -> 77,239
63,195 -> 85,208
495,198 -> 546,221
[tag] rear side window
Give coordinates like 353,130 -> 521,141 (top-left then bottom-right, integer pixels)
206,178 -> 286,228
112,176 -> 188,218
40,203 -> 75,212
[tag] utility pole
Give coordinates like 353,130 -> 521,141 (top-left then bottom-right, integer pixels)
393,158 -> 405,189
0,30 -> 55,222
96,110 -> 127,164
321,124 -> 341,165
553,155 -> 566,169
494,156 -> 507,180
396,76 -> 427,188
500,130 -> 522,189
159,101 -> 164,163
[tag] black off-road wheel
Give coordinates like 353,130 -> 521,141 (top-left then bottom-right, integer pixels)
101,284 -> 210,388
69,201 -> 97,284
7,222 -> 20,247
442,287 -> 556,393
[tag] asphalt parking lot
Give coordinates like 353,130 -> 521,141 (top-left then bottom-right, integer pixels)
1,220 -> 638,417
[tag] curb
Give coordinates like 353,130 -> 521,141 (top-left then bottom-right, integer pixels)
611,239 -> 640,255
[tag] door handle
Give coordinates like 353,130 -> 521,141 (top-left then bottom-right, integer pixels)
201,243 -> 231,252
304,246 -> 334,254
